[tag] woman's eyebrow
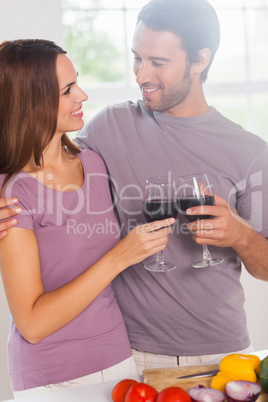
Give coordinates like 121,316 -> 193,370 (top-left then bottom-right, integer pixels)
60,72 -> 78,92
60,82 -> 75,92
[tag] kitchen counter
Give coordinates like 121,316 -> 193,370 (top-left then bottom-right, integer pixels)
5,378 -> 138,402
2,376 -> 143,402
3,350 -> 268,402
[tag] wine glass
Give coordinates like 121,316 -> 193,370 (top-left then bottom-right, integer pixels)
143,176 -> 178,272
177,173 -> 224,268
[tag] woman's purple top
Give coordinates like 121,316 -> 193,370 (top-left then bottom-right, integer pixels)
1,149 -> 131,391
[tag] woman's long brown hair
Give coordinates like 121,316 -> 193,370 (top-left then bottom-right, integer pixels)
0,39 -> 80,193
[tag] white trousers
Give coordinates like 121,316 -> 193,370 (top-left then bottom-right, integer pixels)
13,356 -> 137,399
131,344 -> 253,375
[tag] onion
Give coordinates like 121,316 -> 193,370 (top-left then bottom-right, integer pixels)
188,385 -> 225,402
225,380 -> 261,402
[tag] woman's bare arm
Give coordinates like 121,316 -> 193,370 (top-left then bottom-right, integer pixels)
0,218 -> 174,344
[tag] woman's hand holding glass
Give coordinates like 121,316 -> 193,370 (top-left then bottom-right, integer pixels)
110,217 -> 175,274
142,176 -> 178,272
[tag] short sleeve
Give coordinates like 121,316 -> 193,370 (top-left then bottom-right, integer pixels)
236,144 -> 268,237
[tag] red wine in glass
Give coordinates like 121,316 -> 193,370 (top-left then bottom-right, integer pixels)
178,173 -> 224,268
179,195 -> 215,222
143,176 -> 177,272
143,199 -> 178,222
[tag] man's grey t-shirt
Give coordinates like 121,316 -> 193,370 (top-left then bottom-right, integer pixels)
77,101 -> 268,356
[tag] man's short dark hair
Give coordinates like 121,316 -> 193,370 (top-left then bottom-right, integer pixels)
137,0 -> 220,81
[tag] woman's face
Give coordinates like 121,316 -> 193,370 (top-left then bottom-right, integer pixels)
56,54 -> 88,135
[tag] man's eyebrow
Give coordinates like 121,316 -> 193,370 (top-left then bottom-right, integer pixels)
149,56 -> 170,62
131,49 -> 170,63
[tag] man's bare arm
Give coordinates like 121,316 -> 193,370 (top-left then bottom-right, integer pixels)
188,194 -> 268,281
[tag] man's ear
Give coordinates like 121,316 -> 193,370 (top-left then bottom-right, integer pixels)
193,48 -> 211,74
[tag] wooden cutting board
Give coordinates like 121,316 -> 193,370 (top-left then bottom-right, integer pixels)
143,364 -> 268,401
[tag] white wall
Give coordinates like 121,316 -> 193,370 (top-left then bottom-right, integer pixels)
0,2 -> 64,400
0,0 -> 64,44
0,281 -> 12,401
241,268 -> 268,351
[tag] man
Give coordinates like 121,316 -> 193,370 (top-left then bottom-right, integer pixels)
1,0 -> 268,374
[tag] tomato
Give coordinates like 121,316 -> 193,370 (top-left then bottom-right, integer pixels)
156,386 -> 191,402
125,382 -> 158,402
111,379 -> 138,402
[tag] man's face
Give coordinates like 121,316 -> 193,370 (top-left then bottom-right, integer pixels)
132,22 -> 194,117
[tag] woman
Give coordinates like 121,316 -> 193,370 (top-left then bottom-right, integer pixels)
0,39 -> 174,398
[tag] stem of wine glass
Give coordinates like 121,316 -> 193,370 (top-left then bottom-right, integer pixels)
156,250 -> 164,265
202,244 -> 212,263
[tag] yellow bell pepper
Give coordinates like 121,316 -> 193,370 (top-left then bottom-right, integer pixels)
210,353 -> 261,393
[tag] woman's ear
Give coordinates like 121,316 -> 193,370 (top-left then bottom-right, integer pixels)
193,48 -> 211,75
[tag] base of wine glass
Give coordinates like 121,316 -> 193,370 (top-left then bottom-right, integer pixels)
192,257 -> 224,268
144,259 -> 176,272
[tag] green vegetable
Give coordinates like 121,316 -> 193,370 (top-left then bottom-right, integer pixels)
259,356 -> 268,393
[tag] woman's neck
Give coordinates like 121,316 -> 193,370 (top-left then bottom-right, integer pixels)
23,137 -> 75,173
22,138 -> 83,191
